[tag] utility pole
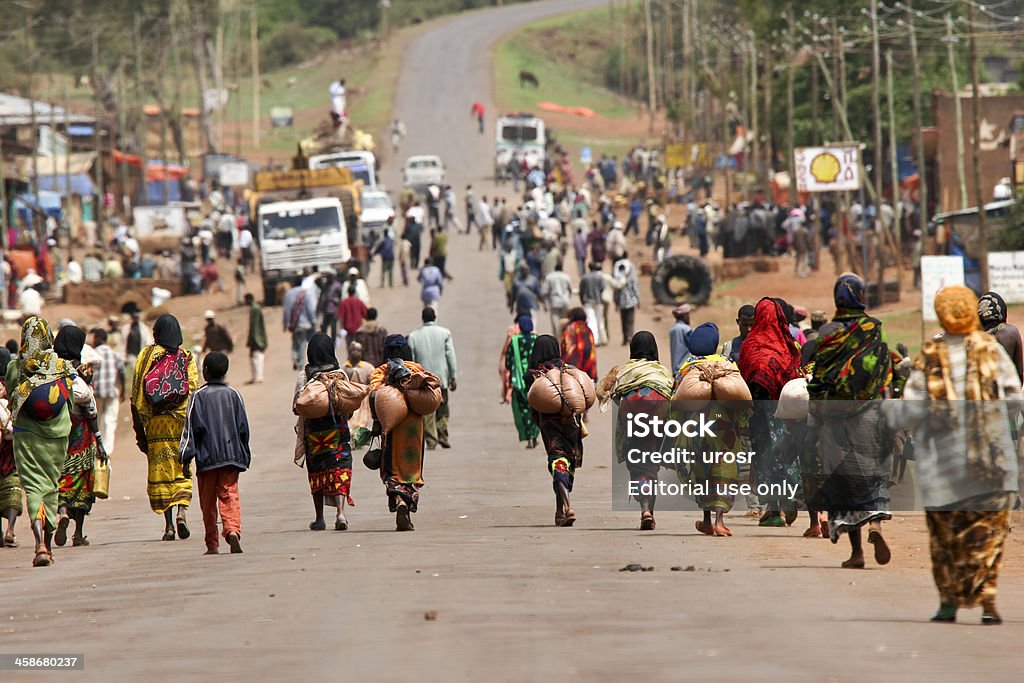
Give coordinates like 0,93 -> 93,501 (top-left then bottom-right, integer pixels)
251,0 -> 260,150
944,13 -> 968,209
831,19 -> 841,141
762,44 -> 772,178
26,6 -> 41,242
91,26 -> 105,238
907,0 -> 928,239
749,33 -> 759,184
786,15 -> 796,206
870,0 -> 883,201
967,1 -> 988,291
135,14 -> 148,208
887,48 -> 903,287
62,81 -> 72,259
643,0 -> 657,133
159,29 -> 170,205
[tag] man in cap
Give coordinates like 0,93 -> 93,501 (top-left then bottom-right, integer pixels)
346,266 -> 370,307
201,309 -> 234,360
668,304 -> 692,375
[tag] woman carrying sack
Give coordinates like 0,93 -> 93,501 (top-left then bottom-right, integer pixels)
293,333 -> 356,532
526,335 -> 586,527
6,317 -> 76,567
53,325 -> 107,548
131,314 -> 199,541
369,335 -> 427,531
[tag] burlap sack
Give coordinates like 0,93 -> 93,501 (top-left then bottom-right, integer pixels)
320,371 -> 372,415
562,366 -> 596,412
372,385 -> 409,434
527,367 -> 565,414
403,371 -> 443,415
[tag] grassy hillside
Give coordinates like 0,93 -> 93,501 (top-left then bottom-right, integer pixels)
493,7 -> 635,119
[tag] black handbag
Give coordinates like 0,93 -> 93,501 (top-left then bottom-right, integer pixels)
363,436 -> 382,470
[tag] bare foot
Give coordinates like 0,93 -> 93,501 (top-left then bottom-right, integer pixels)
204,547 -> 219,555
712,524 -> 732,537
803,525 -> 822,538
695,520 -> 715,536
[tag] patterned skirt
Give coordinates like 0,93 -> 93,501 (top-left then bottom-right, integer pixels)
59,414 -> 98,513
305,414 -> 354,504
0,440 -> 22,514
926,494 -> 1013,608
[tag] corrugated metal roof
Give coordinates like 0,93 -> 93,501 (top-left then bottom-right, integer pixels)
0,92 -> 95,126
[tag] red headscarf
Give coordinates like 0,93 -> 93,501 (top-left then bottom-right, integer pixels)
737,297 -> 801,399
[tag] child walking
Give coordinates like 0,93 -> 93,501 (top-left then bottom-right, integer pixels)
179,351 -> 251,555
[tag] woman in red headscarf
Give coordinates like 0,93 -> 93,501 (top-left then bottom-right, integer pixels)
560,307 -> 597,381
738,297 -> 802,527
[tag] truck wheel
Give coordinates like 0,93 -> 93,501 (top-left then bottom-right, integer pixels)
263,281 -> 278,307
651,255 -> 713,306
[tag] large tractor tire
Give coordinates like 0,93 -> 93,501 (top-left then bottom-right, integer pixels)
651,255 -> 713,306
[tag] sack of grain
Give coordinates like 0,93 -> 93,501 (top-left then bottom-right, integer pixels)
556,368 -> 590,416
775,376 -> 809,420
372,385 -> 409,434
319,371 -> 372,415
562,366 -> 596,411
710,364 -> 752,402
294,378 -> 330,418
403,371 -> 443,415
527,367 -> 565,414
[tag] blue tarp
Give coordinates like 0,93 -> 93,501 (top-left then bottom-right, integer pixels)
36,173 -> 95,197
13,191 -> 63,224
146,180 -> 182,204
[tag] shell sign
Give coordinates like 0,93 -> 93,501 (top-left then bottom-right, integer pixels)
794,145 -> 861,193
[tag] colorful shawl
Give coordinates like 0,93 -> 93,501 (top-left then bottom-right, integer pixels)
809,314 -> 892,401
10,317 -> 75,421
737,297 -> 800,400
561,320 -> 597,380
612,359 -> 674,400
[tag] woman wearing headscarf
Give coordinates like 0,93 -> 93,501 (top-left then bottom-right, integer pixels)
6,317 -> 76,566
498,314 -> 521,404
53,325 -> 106,547
131,314 -> 198,541
0,346 -> 23,547
369,334 -> 426,531
504,315 -> 540,448
527,334 -> 584,526
675,323 -> 749,536
560,307 -> 597,381
294,333 -> 354,531
977,291 -> 1023,382
808,273 -> 902,568
738,297 -> 802,527
897,285 -> 1021,624
599,331 -> 674,529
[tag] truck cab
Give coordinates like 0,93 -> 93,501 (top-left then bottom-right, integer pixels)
495,114 -> 546,180
257,196 -> 351,305
309,150 -> 378,190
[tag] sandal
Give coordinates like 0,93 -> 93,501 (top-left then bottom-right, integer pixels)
226,532 -> 243,554
335,515 -> 348,531
640,512 -> 655,531
54,516 -> 70,547
32,545 -> 51,567
841,556 -> 865,569
560,508 -> 576,527
3,534 -> 17,547
554,513 -> 565,527
758,514 -> 786,527
868,529 -> 891,565
72,536 -> 90,547
803,526 -> 823,538
176,514 -> 190,540
396,503 -> 414,531
309,520 -> 326,531
162,529 -> 176,541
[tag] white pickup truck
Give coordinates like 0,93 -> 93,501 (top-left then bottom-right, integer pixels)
402,155 -> 446,193
257,196 -> 351,305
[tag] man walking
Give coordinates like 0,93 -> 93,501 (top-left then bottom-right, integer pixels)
244,293 -> 267,384
89,328 -> 124,454
202,310 -> 234,358
579,262 -> 607,346
351,308 -> 388,369
283,277 -> 317,370
668,304 -> 692,375
408,307 -> 458,450
540,262 -> 573,335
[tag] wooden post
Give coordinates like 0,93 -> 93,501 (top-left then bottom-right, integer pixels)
749,33 -> 759,185
967,1 -> 988,291
944,14 -> 968,210
886,48 -> 902,289
786,16 -> 795,206
644,0 -> 657,133
907,0 -> 929,239
251,0 -> 260,150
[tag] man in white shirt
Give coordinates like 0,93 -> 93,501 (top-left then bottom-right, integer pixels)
540,262 -> 573,336
238,227 -> 255,273
19,284 -> 43,318
476,196 -> 494,252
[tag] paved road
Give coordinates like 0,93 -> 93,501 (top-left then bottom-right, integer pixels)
3,2 -> 1022,681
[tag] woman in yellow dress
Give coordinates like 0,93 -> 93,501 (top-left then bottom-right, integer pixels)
131,314 -> 199,541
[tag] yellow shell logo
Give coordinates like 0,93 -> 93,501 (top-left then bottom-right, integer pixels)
810,152 -> 841,183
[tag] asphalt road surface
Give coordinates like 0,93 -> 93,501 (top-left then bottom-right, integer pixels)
3,2 -> 1022,681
